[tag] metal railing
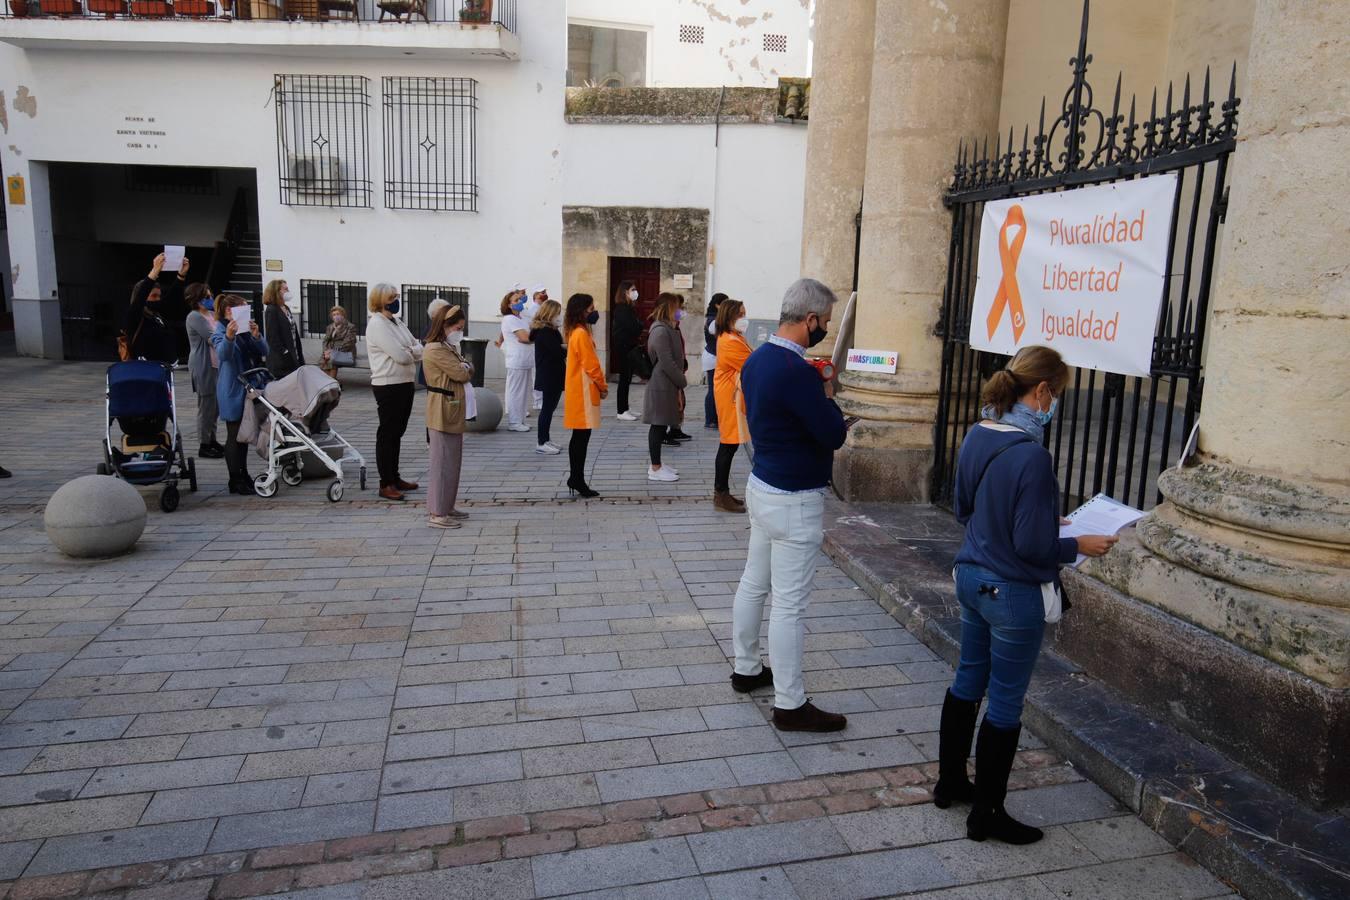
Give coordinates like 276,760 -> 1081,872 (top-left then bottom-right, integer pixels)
1,0 -> 516,30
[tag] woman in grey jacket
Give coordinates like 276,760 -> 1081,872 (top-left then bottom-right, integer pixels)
262,279 -> 305,377
184,284 -> 223,459
642,292 -> 688,482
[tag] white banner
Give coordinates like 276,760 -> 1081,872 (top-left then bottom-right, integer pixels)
970,173 -> 1177,377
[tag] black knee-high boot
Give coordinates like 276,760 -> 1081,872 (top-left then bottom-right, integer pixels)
966,719 -> 1044,845
933,690 -> 980,808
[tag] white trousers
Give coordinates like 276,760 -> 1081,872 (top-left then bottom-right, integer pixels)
533,388 -> 543,409
505,367 -> 533,426
731,482 -> 825,710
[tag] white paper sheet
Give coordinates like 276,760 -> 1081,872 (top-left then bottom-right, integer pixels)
163,245 -> 185,272
230,305 -> 252,328
1060,493 -> 1144,567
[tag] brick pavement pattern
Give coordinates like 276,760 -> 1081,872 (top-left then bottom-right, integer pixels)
0,357 -> 1235,898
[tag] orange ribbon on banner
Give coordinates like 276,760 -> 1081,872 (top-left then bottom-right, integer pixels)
986,204 -> 1028,343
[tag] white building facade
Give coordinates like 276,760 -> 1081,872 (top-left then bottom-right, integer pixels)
0,0 -> 810,371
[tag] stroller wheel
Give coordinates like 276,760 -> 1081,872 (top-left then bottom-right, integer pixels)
255,475 -> 279,498
96,463 -> 110,476
160,484 -> 180,513
282,464 -> 304,487
327,480 -> 344,503
187,458 -> 198,493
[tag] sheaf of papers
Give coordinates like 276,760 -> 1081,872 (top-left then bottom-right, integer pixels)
163,245 -> 185,272
230,305 -> 252,327
1060,493 -> 1145,567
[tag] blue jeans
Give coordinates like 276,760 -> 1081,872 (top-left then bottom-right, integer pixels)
950,563 -> 1046,729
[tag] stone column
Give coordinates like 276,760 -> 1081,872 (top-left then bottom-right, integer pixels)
8,160 -> 62,359
1076,0 -> 1349,807
798,0 -> 876,312
832,0 -> 1011,502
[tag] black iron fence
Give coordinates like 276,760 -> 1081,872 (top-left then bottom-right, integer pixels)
402,283 -> 468,340
301,279 -> 367,338
1,0 -> 516,28
932,2 -> 1239,514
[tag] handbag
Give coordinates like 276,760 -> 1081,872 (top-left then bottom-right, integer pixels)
627,345 -> 653,380
329,349 -> 355,368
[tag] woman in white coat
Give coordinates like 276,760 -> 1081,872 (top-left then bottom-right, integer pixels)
499,290 -> 534,432
366,283 -> 424,502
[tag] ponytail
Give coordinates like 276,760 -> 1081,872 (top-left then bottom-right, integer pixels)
979,345 -> 1068,418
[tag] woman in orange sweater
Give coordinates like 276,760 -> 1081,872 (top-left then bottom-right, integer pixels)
712,298 -> 752,512
563,293 -> 608,498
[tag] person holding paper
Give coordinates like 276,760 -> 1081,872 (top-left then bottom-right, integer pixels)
125,252 -> 188,363
211,294 -> 269,496
937,346 -> 1117,847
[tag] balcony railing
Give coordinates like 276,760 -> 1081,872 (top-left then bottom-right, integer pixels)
0,0 -> 516,30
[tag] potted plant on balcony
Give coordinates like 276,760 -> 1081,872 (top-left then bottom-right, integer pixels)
8,0 -> 28,16
458,0 -> 491,24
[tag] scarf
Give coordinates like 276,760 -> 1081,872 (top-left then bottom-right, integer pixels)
982,401 -> 1047,444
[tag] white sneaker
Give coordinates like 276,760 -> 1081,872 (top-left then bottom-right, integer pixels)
508,423 -> 531,433
545,441 -> 561,452
535,443 -> 561,455
648,466 -> 679,482
617,411 -> 639,421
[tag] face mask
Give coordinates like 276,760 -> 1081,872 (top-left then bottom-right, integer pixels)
282,290 -> 294,304
1036,396 -> 1058,426
586,310 -> 600,325
675,309 -> 684,322
333,315 -> 344,324
806,316 -> 827,348
627,289 -> 639,301
202,298 -> 214,312
387,298 -> 401,315
511,301 -> 525,313
447,330 -> 463,346
734,317 -> 749,334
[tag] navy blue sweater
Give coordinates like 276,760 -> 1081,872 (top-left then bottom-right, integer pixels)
741,341 -> 847,491
953,424 -> 1079,584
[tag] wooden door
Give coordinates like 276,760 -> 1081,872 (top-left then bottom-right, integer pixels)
607,256 -> 661,373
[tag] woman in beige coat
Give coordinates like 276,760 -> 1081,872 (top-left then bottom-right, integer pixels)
422,304 -> 474,529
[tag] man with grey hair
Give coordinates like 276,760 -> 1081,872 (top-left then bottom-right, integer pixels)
727,277 -> 851,732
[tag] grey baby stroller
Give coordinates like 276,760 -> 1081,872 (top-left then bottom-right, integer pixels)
239,365 -> 366,502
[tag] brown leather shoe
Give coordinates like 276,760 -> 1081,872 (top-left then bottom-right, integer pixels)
379,485 -> 405,501
772,700 -> 847,733
713,491 -> 747,513
395,479 -> 419,491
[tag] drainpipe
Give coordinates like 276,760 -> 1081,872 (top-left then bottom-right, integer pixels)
706,85 -> 726,305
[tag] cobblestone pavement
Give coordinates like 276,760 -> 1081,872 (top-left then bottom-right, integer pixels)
0,355 -> 1235,899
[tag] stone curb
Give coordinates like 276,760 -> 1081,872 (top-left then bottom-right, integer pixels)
0,756 -> 1078,899
820,499 -> 1345,900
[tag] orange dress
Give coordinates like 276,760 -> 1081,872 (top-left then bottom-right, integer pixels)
564,325 -> 607,430
714,332 -> 752,445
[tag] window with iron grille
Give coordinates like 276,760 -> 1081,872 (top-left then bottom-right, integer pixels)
679,24 -> 704,44
763,33 -> 787,53
302,279 -> 368,338
125,166 -> 220,196
382,78 -> 478,212
275,75 -> 372,209
402,284 -> 470,340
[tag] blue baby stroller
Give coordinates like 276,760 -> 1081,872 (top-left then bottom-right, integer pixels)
98,360 -> 198,512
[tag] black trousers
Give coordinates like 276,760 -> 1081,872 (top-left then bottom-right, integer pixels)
616,352 -> 633,415
715,442 -> 739,493
648,424 -> 669,466
538,386 -> 562,447
372,382 -> 415,487
704,372 -> 718,427
568,428 -> 592,484
224,419 -> 248,486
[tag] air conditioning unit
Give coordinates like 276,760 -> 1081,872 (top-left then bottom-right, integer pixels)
288,155 -> 345,196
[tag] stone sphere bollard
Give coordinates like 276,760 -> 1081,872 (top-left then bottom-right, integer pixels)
45,475 -> 146,558
466,388 -> 503,433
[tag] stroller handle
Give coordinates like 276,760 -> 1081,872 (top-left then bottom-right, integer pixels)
239,367 -> 272,387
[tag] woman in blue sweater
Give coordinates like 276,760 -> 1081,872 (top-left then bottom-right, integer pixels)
938,346 -> 1117,845
211,294 -> 270,496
